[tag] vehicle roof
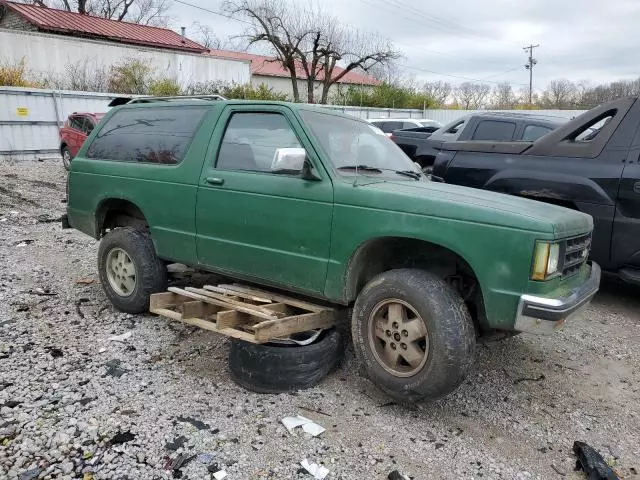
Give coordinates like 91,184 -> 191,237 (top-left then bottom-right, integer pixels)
463,111 -> 567,124
69,112 -> 104,118
368,118 -> 434,122
111,99 -> 372,122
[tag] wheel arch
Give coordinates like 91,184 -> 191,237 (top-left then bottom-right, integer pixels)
344,236 -> 488,332
95,198 -> 149,238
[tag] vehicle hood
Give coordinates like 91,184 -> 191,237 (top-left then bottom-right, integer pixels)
354,179 -> 593,238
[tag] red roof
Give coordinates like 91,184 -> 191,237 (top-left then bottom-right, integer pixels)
207,49 -> 380,86
2,1 -> 207,53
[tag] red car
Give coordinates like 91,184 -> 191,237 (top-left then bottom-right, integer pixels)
59,112 -> 104,169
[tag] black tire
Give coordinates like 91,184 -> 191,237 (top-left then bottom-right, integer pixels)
228,328 -> 344,393
61,146 -> 72,170
97,227 -> 167,314
352,269 -> 475,403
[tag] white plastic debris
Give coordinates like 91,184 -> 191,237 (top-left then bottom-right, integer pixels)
300,459 -> 329,479
213,471 -> 227,480
108,331 -> 132,342
0,217 -> 6,222
98,347 -> 107,353
281,415 -> 325,437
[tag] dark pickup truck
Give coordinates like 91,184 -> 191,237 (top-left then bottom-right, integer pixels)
432,96 -> 640,284
393,112 -> 566,168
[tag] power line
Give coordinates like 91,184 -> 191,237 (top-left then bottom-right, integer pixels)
172,0 -> 253,26
400,64 -> 529,87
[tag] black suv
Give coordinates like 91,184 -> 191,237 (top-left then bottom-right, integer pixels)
392,112 -> 568,167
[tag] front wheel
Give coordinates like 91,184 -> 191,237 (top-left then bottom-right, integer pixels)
97,227 -> 167,313
352,269 -> 475,402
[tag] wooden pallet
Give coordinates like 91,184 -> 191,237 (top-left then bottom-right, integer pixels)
149,284 -> 336,344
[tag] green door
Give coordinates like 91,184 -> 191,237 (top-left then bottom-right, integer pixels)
195,105 -> 334,295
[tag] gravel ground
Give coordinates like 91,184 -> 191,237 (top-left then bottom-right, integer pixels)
1,160 -> 639,480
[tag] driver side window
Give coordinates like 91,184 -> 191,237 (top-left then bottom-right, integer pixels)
216,112 -> 302,173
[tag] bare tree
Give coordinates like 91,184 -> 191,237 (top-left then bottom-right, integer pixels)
18,0 -> 171,26
422,81 -> 451,106
189,22 -> 247,51
454,82 -> 490,109
226,0 -> 399,104
317,28 -> 399,104
491,82 -> 516,109
542,79 -> 577,109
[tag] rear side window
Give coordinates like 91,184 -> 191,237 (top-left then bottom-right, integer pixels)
522,124 -> 552,141
87,106 -> 208,164
445,120 -> 465,135
472,120 -> 516,141
68,116 -> 84,131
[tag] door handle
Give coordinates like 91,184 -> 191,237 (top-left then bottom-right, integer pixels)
206,177 -> 224,186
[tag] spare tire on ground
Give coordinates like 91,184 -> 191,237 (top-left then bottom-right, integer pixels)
228,328 -> 344,393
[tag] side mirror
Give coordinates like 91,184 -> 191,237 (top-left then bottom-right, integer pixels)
271,147 -> 306,173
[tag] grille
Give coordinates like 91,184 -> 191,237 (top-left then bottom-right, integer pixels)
562,233 -> 591,278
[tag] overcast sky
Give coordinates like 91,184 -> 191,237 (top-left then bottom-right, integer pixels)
169,0 -> 640,92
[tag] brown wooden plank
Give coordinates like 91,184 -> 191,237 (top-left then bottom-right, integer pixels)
261,303 -> 293,315
150,292 -> 182,312
220,284 -> 328,313
181,301 -> 221,320
185,287 -> 283,319
179,316 -> 220,333
218,327 -> 262,344
252,311 -> 337,342
217,309 -> 252,329
152,307 -> 183,322
204,285 -> 272,304
168,287 -> 276,320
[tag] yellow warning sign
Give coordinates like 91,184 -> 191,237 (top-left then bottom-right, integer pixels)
16,107 -> 28,117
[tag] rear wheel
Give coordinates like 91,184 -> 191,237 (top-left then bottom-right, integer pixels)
97,227 -> 167,313
61,146 -> 72,170
352,268 -> 475,402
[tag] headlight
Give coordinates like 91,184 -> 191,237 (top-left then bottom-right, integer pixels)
531,241 -> 561,280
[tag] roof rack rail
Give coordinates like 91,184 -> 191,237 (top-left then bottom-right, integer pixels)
108,94 -> 227,107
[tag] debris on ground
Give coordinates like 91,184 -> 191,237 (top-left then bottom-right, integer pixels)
36,213 -> 65,223
573,441 -> 620,480
165,436 -> 188,451
196,453 -> 215,464
300,459 -> 329,479
18,468 -> 42,480
171,453 -> 196,478
212,470 -> 228,480
282,415 -> 325,437
109,431 -> 136,445
44,346 -> 63,358
388,470 -> 411,480
108,331 -> 133,342
103,359 -> 127,378
176,416 -> 211,431
76,277 -> 95,285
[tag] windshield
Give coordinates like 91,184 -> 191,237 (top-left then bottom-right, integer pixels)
300,110 -> 417,176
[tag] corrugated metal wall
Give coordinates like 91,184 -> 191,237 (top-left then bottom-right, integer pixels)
0,87 -> 125,158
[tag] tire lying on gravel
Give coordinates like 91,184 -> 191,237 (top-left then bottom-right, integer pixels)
352,268 -> 475,403
97,227 -> 167,314
228,328 -> 344,393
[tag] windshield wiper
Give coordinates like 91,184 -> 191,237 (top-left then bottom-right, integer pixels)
394,170 -> 422,180
338,165 -> 383,173
338,165 -> 421,180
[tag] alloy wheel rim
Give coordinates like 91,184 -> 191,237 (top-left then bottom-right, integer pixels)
368,298 -> 429,378
105,248 -> 136,297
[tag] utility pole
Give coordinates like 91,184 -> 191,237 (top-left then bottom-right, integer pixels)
523,44 -> 539,105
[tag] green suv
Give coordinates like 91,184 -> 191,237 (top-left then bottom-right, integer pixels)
64,100 -> 600,401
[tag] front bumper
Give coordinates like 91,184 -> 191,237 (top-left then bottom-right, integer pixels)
514,262 -> 601,334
